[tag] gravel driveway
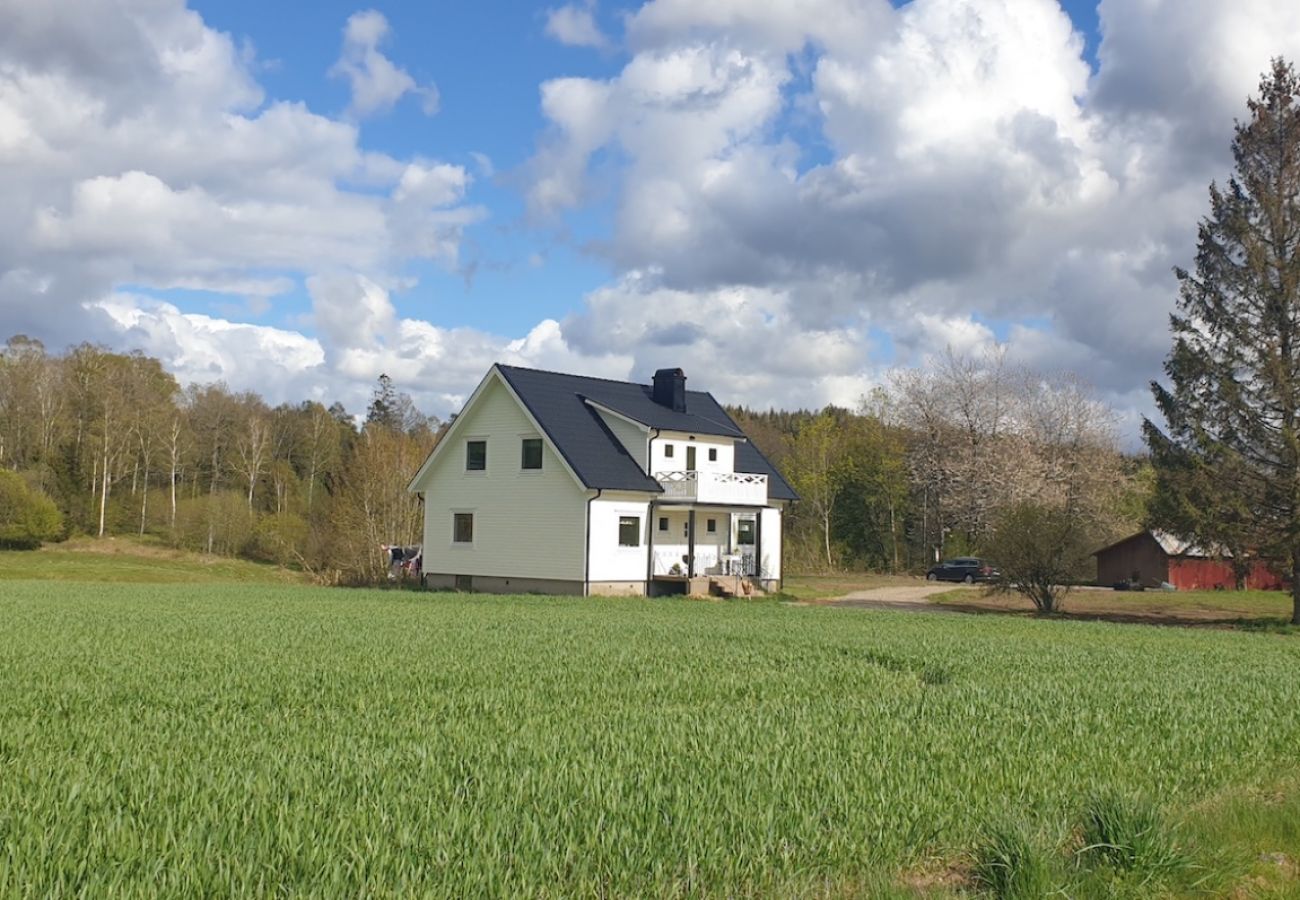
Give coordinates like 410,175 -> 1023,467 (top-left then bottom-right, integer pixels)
823,582 -> 979,612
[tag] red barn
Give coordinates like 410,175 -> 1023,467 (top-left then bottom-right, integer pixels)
1093,530 -> 1285,591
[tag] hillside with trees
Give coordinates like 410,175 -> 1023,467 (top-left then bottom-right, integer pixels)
0,336 -> 439,581
736,348 -> 1146,577
1,335 -> 1144,582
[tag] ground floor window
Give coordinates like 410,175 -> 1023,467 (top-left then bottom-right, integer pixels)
737,518 -> 755,545
658,516 -> 669,532
453,512 -> 474,544
706,518 -> 717,533
619,516 -> 641,547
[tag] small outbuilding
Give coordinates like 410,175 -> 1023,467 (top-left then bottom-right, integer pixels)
1093,530 -> 1284,591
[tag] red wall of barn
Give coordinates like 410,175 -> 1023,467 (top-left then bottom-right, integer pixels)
1168,559 -> 1285,590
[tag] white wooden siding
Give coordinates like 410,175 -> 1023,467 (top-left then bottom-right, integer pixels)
593,408 -> 648,469
417,377 -> 588,581
651,432 -> 736,475
587,493 -> 651,582
761,506 -> 782,581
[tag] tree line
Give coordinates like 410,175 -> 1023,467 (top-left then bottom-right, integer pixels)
0,331 -> 1143,585
0,336 -> 437,583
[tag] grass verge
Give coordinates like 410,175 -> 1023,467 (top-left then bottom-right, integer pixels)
929,585 -> 1298,631
0,536 -> 307,584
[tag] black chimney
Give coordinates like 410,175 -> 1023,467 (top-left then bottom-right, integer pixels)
652,368 -> 687,413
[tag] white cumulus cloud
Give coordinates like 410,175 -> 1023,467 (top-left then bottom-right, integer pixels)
544,2 -> 611,50
331,9 -> 439,118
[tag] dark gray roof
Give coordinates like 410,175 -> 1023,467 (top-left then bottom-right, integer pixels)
495,365 -> 797,501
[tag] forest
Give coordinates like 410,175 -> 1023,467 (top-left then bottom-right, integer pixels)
0,334 -> 1147,581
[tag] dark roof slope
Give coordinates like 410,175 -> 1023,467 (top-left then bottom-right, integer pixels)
495,364 -> 797,501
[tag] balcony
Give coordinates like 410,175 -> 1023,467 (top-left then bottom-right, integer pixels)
655,470 -> 768,506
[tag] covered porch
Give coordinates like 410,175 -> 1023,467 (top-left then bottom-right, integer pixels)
647,505 -> 763,590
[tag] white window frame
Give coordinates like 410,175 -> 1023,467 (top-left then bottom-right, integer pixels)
617,513 -> 643,548
464,436 -> 488,474
519,434 -> 544,473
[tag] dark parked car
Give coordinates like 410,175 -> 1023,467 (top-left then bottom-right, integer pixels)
926,557 -> 1000,583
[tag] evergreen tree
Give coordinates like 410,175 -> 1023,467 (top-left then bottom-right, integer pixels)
366,374 -> 401,431
1145,59 -> 1300,623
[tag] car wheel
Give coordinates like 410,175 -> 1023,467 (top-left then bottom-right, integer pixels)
963,574 -> 974,584
926,573 -> 937,581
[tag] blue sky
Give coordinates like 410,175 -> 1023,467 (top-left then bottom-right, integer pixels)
2,0 -> 1296,427
186,0 -> 631,337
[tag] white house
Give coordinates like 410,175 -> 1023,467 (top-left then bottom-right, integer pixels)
408,365 -> 798,596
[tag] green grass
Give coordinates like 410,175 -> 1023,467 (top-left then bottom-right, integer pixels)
1,583 -> 1299,896
0,537 -> 306,584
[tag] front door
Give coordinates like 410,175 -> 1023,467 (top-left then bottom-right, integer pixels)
686,445 -> 696,470
735,516 -> 756,576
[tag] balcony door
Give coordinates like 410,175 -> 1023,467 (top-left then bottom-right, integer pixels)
686,445 -> 696,471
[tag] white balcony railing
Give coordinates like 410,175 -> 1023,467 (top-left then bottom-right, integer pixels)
655,470 -> 768,505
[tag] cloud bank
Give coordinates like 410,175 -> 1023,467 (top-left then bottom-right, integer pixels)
3,0 -> 1300,426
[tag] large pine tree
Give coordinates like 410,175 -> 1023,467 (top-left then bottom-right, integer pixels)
1146,59 -> 1300,623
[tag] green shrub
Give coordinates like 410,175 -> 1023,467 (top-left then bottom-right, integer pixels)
0,470 -> 63,548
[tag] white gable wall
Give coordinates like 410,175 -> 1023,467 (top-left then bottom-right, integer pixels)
416,377 -> 588,582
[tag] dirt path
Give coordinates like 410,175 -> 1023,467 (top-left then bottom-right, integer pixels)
822,582 -> 978,612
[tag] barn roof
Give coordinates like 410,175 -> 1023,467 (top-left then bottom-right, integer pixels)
494,364 -> 798,501
1093,529 -> 1226,559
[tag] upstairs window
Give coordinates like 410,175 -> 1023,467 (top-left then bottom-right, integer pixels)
453,513 -> 474,544
618,516 -> 641,547
521,438 -> 543,470
466,440 -> 487,471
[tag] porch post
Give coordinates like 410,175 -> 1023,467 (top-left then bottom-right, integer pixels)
755,511 -> 763,581
646,501 -> 656,587
687,509 -> 696,579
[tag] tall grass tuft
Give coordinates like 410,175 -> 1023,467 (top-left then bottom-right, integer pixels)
968,819 -> 1059,899
1076,792 -> 1192,883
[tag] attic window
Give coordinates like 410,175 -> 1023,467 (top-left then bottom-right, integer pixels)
521,438 -> 543,470
466,440 -> 486,471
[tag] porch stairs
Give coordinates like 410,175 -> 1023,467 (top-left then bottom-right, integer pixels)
688,575 -> 764,599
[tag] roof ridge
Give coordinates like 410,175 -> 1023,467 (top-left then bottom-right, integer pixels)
495,362 -> 717,396
496,362 -> 650,389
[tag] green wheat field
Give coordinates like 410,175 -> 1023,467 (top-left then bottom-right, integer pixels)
2,581 -> 1299,896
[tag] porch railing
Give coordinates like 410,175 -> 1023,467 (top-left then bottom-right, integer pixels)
655,470 -> 768,505
652,549 -> 757,577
